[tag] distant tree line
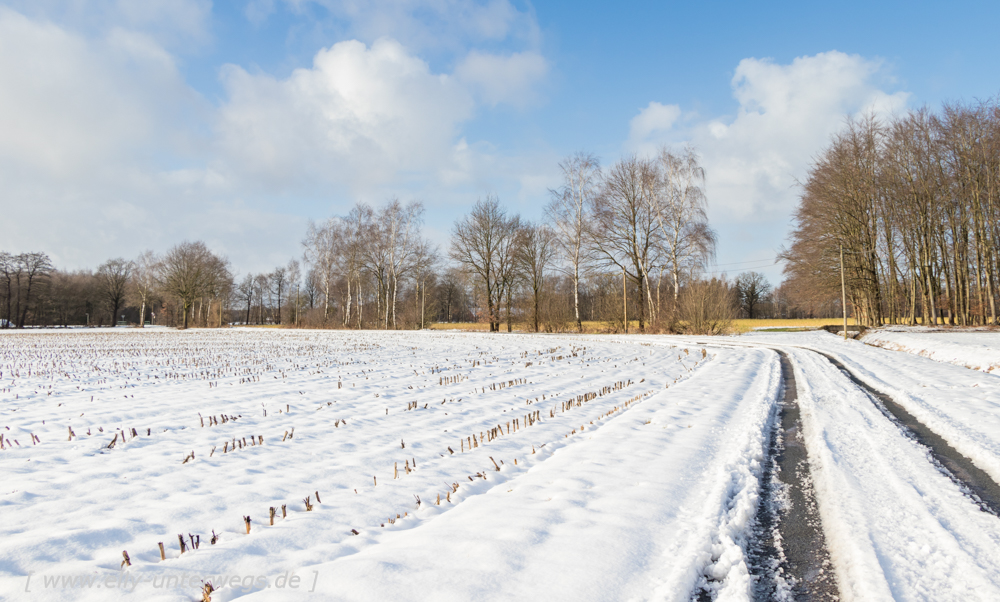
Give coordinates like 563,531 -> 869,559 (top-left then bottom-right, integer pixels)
3,147 -> 767,334
0,243 -> 233,329
782,100 -> 1000,326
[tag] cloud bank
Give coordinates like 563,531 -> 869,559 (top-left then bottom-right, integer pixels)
0,5 -> 549,271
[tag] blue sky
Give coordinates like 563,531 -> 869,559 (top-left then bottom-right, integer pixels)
2,1 -> 999,285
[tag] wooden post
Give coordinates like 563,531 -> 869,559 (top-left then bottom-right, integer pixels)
623,266 -> 628,334
840,243 -> 848,341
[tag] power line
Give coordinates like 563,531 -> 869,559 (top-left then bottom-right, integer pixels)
709,257 -> 785,267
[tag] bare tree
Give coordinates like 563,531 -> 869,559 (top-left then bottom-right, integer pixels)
783,116 -> 886,327
450,195 -> 521,332
377,199 -> 424,329
516,223 -> 557,332
0,252 -> 14,328
652,147 -> 716,311
157,242 -> 230,329
734,271 -> 772,318
411,238 -> 439,329
271,267 -> 287,325
303,219 -> 339,321
254,273 -> 270,325
342,204 -> 371,328
97,258 -> 134,326
237,274 -> 255,325
286,259 -> 301,326
547,152 -> 600,331
679,277 -> 736,334
588,156 -> 661,331
11,253 -> 54,328
130,251 -> 158,327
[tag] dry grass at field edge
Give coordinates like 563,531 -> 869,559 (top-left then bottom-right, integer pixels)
429,318 -> 848,334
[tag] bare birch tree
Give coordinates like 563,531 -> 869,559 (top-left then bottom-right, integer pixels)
652,147 -> 716,312
130,251 -> 158,327
588,156 -> 661,331
546,152 -> 600,331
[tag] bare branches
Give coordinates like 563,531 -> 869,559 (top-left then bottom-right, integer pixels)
587,155 -> 662,331
450,195 -> 520,332
515,223 -> 557,333
97,258 -> 134,326
784,102 -> 1000,326
157,242 -> 231,329
547,152 -> 601,332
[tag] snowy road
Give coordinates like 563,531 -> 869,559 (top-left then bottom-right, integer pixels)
728,331 -> 1000,601
1,328 -> 999,601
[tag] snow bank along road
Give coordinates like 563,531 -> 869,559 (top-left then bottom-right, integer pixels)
1,328 -> 999,601
861,326 -> 1000,375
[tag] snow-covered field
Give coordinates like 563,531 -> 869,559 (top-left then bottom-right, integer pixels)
0,329 -> 779,601
3,327 -> 1000,601
862,326 -> 1000,374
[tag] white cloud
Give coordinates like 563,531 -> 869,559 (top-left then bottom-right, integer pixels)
454,50 -> 547,107
632,51 -> 908,219
2,0 -> 212,49
628,102 -> 682,144
0,7 -> 298,270
0,8 -> 552,271
245,0 -> 277,26
214,38 -> 476,195
279,0 -> 540,53
0,9 -> 200,179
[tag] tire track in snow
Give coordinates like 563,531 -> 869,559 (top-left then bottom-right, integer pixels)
745,351 -> 838,601
810,350 -> 1000,517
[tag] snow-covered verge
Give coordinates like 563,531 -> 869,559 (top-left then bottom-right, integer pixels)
785,346 -> 1000,601
0,329 -> 780,601
861,327 -> 1000,374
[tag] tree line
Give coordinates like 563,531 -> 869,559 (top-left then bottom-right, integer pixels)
782,99 -> 1000,326
3,147 -> 779,333
302,148 -> 724,333
1,243 -> 233,329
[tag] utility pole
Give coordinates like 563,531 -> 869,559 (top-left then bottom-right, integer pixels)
623,267 -> 628,335
840,243 -> 848,340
